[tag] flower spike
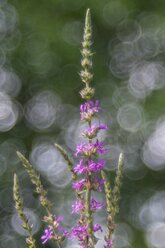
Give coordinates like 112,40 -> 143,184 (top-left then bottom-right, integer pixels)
16,151 -> 52,214
13,173 -> 36,248
80,8 -> 95,100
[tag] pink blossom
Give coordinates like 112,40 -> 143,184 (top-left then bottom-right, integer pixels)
82,123 -> 108,139
41,228 -> 53,244
106,239 -> 113,247
91,198 -> 104,211
75,140 -> 107,157
72,178 -> 86,191
74,159 -> 105,174
80,100 -> 101,121
72,200 -> 85,214
93,223 -> 103,232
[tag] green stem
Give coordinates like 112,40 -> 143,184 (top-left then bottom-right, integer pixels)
85,185 -> 94,248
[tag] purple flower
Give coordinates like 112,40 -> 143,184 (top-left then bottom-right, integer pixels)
75,140 -> 107,157
99,124 -> 108,130
69,224 -> 88,240
91,198 -> 104,211
93,223 -> 103,232
74,159 -> 86,174
72,198 -> 104,214
70,223 -> 102,240
75,143 -> 95,157
82,123 -> 108,139
94,139 -> 107,154
72,178 -> 86,191
71,95 -> 109,246
80,100 -> 101,121
69,223 -> 103,248
106,239 -> 113,247
88,160 -> 105,172
74,159 -> 105,174
72,200 -> 84,214
41,228 -> 53,244
72,177 -> 104,191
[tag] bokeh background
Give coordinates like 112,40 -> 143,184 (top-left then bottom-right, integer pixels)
1,0 -> 165,247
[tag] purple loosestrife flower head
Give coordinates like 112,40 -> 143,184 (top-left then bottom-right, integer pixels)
74,159 -> 85,174
41,228 -> 53,244
91,198 -> 104,211
70,224 -> 88,240
75,140 -> 107,157
99,124 -> 108,130
72,200 -> 85,214
72,177 -> 104,191
42,215 -> 66,245
82,124 -> 108,139
93,223 -> 103,232
72,178 -> 86,191
69,223 -> 103,245
94,139 -> 107,154
72,198 -> 104,214
80,100 -> 101,121
69,8 -> 124,248
74,159 -> 105,174
88,160 -> 105,172
75,143 -> 96,157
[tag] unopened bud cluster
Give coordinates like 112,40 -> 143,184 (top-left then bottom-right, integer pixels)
80,9 -> 95,100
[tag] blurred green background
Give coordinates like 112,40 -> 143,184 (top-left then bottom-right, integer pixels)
1,0 -> 165,247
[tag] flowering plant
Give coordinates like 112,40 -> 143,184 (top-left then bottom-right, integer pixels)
13,9 -> 124,248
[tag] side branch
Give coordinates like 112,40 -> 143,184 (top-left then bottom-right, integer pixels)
13,173 -> 36,248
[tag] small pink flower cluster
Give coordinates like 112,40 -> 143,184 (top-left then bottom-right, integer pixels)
72,177 -> 104,192
80,100 -> 101,121
72,198 -> 104,214
41,216 -> 66,244
70,100 -> 109,247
